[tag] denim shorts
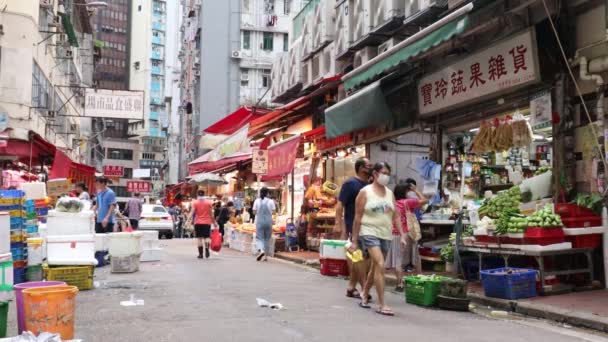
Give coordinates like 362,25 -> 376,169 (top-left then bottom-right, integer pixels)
359,235 -> 391,258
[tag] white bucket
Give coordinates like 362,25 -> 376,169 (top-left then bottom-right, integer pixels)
27,238 -> 44,266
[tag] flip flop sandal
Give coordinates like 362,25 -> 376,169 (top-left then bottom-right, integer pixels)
395,285 -> 404,292
359,301 -> 371,309
376,308 -> 395,316
346,289 -> 361,299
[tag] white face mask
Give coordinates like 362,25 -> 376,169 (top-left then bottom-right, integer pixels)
198,196 -> 205,200
377,174 -> 390,186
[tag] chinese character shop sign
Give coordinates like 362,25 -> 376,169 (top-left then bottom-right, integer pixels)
418,30 -> 540,116
103,165 -> 124,177
127,181 -> 151,193
84,89 -> 144,120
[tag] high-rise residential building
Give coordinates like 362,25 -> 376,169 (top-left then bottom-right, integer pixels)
89,0 -> 140,197
128,0 -> 179,195
174,0 -> 299,180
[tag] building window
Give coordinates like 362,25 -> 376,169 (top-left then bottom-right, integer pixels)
242,0 -> 250,12
240,68 -> 249,86
107,148 -> 133,160
142,152 -> 155,160
124,167 -> 133,179
262,69 -> 271,88
242,31 -> 251,50
284,0 -> 291,14
283,34 -> 288,52
263,32 -> 273,51
264,0 -> 275,14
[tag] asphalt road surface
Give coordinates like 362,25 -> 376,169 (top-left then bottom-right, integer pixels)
6,239 -> 608,342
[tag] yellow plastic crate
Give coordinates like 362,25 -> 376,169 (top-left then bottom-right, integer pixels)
43,265 -> 94,290
10,231 -> 25,243
8,210 -> 24,217
0,198 -> 22,205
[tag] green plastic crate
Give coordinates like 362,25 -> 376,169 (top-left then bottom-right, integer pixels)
0,301 -> 7,338
404,276 -> 450,307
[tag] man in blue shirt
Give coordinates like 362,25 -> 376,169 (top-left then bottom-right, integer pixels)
335,157 -> 372,300
93,177 -> 117,233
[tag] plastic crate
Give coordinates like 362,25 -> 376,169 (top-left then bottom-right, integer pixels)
35,207 -> 49,216
0,205 -> 21,211
10,231 -> 25,243
562,217 -> 602,228
34,199 -> 49,208
440,278 -> 468,298
480,267 -> 537,300
24,226 -> 37,234
8,210 -> 24,217
13,267 -> 26,285
319,258 -> 348,277
0,198 -> 22,206
10,248 -> 26,261
404,276 -> 449,307
25,265 -> 43,282
554,203 -> 597,218
566,234 -> 602,248
524,227 -> 565,245
10,217 -> 23,226
0,190 -> 25,198
43,265 -> 94,290
437,295 -> 470,311
37,217 -> 47,224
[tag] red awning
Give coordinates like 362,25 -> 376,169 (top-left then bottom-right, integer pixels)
188,153 -> 251,175
264,136 -> 301,178
203,106 -> 270,135
302,126 -> 326,141
248,96 -> 311,137
49,149 -> 96,179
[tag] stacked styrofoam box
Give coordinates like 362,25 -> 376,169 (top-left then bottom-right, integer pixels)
108,232 -> 142,273
139,230 -> 162,262
0,213 -> 9,255
46,210 -> 96,266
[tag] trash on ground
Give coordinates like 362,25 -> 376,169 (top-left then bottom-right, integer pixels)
490,310 -> 509,318
256,298 -> 284,310
120,294 -> 145,307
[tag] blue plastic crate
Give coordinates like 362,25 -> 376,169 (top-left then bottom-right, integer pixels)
38,217 -> 47,224
10,242 -> 25,249
0,205 -> 21,211
10,217 -> 22,225
480,267 -> 537,300
0,190 -> 25,198
463,257 -> 506,281
10,247 -> 25,261
13,267 -> 26,284
24,199 -> 34,207
35,207 -> 48,216
25,225 -> 38,234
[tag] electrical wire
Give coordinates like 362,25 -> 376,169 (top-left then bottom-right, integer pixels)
540,0 -> 608,170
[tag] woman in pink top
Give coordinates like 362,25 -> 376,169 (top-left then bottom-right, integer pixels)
190,189 -> 217,259
386,183 -> 428,291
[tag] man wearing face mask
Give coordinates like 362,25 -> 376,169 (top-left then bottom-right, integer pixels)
336,157 -> 373,300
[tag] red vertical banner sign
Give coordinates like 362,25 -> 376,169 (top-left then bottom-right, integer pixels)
265,136 -> 301,178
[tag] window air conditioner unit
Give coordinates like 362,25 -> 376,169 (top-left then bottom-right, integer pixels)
231,50 -> 242,59
49,15 -> 61,27
241,73 -> 249,81
47,110 -> 56,118
57,34 -> 67,43
377,37 -> 402,55
65,48 -> 73,58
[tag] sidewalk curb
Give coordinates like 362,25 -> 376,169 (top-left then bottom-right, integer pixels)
468,292 -> 608,333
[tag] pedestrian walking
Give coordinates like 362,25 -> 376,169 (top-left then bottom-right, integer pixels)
253,187 -> 276,261
386,183 -> 428,291
92,177 -> 117,234
349,162 -> 405,316
74,182 -> 90,201
217,201 -> 233,241
125,192 -> 143,230
335,157 -> 372,300
190,189 -> 217,259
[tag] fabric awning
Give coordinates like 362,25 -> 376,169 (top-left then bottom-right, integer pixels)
325,81 -> 392,139
248,96 -> 311,137
49,149 -> 96,179
264,136 -> 301,178
188,152 -> 251,175
343,16 -> 470,91
203,106 -> 268,135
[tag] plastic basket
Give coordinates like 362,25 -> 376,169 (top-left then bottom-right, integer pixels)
404,276 -> 449,307
480,267 -> 537,300
562,216 -> 602,228
25,265 -> 43,282
566,234 -> 602,249
0,190 -> 25,198
10,231 -> 25,243
554,203 -> 597,218
0,301 -> 7,338
25,225 -> 38,234
8,210 -> 24,217
437,295 -> 470,311
43,265 -> 94,290
0,198 -> 22,206
319,258 -> 348,277
525,227 -> 565,245
440,278 -> 468,298
13,267 -> 26,285
35,207 -> 49,216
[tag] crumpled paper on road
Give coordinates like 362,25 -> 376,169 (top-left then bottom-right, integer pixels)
0,331 -> 82,342
256,298 -> 284,310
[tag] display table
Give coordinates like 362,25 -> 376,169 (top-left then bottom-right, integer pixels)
459,246 -> 594,294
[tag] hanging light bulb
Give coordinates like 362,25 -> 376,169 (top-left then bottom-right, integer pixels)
337,149 -> 346,158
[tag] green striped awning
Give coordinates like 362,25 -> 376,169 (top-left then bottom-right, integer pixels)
60,13 -> 79,47
325,81 -> 392,139
344,16 -> 470,91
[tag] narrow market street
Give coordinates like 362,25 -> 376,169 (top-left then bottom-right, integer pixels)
6,240 -> 606,342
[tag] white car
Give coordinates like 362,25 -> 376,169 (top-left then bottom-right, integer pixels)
139,204 -> 174,239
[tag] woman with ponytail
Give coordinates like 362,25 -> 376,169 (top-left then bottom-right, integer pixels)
253,187 -> 276,261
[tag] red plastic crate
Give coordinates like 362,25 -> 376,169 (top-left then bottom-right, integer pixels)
524,227 -> 565,246
562,216 -> 601,228
555,203 -> 596,218
475,235 -> 499,243
320,258 -> 349,277
565,234 -> 602,248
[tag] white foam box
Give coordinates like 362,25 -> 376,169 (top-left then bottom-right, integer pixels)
108,232 -> 143,256
20,182 -> 47,200
95,233 -> 110,252
319,239 -> 347,260
46,210 -> 94,236
138,231 -> 160,251
27,238 -> 44,266
46,234 -> 97,265
140,248 -> 162,262
519,242 -> 573,252
0,213 -> 9,254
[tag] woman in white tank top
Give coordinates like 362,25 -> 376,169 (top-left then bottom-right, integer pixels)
348,162 -> 406,316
